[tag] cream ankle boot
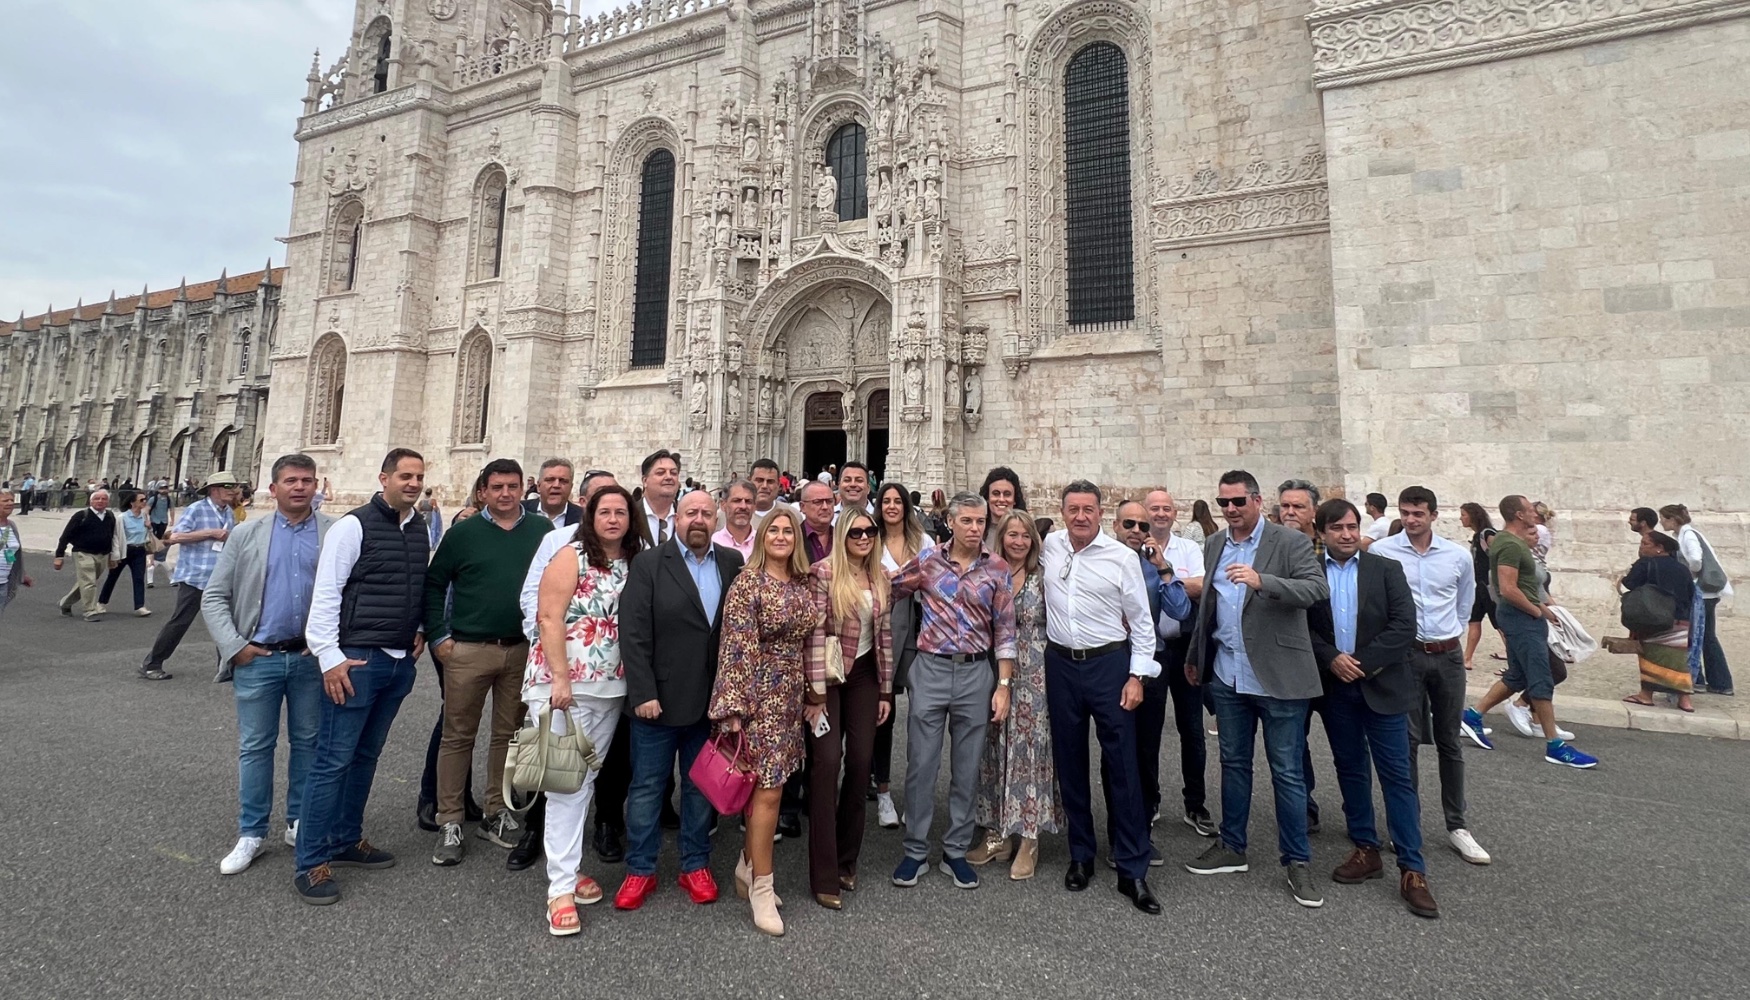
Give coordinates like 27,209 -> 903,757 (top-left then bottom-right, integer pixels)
750,873 -> 785,936
1009,835 -> 1039,880
736,851 -> 781,907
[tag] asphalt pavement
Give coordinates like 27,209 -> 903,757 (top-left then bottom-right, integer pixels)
1,572 -> 1746,1000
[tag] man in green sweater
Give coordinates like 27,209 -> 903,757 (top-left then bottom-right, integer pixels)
424,458 -> 554,865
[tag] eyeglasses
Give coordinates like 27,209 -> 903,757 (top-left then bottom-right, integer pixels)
1118,519 -> 1147,531
803,497 -> 835,506
1059,551 -> 1076,581
844,527 -> 878,540
1214,496 -> 1255,509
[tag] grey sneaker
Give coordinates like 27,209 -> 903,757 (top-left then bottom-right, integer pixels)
1185,842 -> 1249,875
477,808 -> 522,848
432,822 -> 465,866
1286,861 -> 1324,908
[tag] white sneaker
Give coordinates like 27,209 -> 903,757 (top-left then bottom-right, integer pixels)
876,791 -> 900,829
1505,699 -> 1536,738
95,604 -> 109,615
1448,828 -> 1491,865
1552,724 -> 1575,740
284,820 -> 299,847
135,607 -> 153,617
220,836 -> 266,875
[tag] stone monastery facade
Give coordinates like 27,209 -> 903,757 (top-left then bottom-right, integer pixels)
264,0 -> 1750,595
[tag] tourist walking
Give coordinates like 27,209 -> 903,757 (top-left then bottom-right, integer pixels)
525,484 -> 643,935
0,490 -> 34,618
293,449 -> 430,905
1617,530 -> 1697,712
139,471 -> 240,680
802,510 -> 892,909
145,486 -> 172,586
1458,503 -> 1500,670
712,507 -> 821,935
1659,504 -> 1734,695
97,491 -> 153,616
968,509 -> 1058,880
200,454 -> 332,875
54,489 -> 125,621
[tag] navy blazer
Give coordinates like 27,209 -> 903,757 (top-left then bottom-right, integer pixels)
523,498 -> 584,527
1308,550 -> 1418,716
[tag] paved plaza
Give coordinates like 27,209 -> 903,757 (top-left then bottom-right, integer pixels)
1,552 -> 1746,1000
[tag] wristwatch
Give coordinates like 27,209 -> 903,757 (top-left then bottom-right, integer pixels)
997,677 -> 1012,688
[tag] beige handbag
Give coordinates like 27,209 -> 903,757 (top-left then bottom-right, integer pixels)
503,707 -> 601,812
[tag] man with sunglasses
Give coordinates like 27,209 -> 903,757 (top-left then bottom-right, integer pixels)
1183,470 -> 1329,910
1142,489 -> 1214,837
1098,500 -> 1193,870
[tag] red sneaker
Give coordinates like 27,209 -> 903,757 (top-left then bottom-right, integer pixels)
613,873 -> 658,911
678,867 -> 719,904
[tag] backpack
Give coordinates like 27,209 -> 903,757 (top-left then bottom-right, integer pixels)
1620,586 -> 1676,636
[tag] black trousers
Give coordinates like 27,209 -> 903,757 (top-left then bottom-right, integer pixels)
591,721 -> 633,830
1161,639 -> 1209,817
99,545 -> 148,609
419,647 -> 476,811
141,583 -> 202,672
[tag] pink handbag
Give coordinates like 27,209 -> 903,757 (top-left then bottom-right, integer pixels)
689,731 -> 756,815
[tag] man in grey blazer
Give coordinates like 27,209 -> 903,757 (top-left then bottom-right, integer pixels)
201,454 -> 335,876
1182,469 -> 1330,909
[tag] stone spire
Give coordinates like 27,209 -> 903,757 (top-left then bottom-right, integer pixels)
216,268 -> 229,294
138,284 -> 150,309
105,290 -> 117,314
176,277 -> 188,301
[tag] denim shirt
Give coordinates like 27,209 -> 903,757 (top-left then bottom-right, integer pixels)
1212,530 -> 1264,694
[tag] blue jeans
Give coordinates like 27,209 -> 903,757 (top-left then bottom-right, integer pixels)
234,652 -> 324,838
1321,681 -> 1425,873
1208,676 -> 1312,866
623,718 -> 713,876
1701,598 -> 1734,692
294,649 -> 416,874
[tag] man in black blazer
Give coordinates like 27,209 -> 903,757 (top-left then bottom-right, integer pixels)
1307,499 -> 1439,919
523,458 -> 584,528
614,489 -> 744,910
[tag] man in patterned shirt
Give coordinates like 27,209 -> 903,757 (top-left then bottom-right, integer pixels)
889,491 -> 1017,892
139,470 -> 240,680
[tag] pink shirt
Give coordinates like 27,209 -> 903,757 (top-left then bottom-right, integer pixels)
711,526 -> 756,560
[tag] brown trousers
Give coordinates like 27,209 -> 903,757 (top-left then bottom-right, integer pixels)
436,639 -> 529,824
806,652 -> 881,896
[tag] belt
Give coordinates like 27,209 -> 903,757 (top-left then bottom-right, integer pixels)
1415,637 -> 1461,654
451,633 -> 528,647
1046,639 -> 1128,662
256,639 -> 308,653
923,649 -> 990,664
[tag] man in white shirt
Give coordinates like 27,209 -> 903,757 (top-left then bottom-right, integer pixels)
749,459 -> 785,528
639,449 -> 680,546
711,479 -> 758,559
522,458 -> 582,528
834,461 -> 874,519
1368,486 -> 1490,865
1143,489 -> 1214,836
294,448 -> 430,905
1360,492 -> 1393,549
1039,480 -> 1162,915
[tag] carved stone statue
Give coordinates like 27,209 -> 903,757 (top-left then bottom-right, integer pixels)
815,164 -> 839,221
689,373 -> 707,415
945,365 -> 961,411
903,361 -> 922,406
742,127 -> 760,162
727,378 -> 742,425
964,369 -> 982,416
923,176 -> 940,219
875,174 -> 892,219
759,380 -> 773,418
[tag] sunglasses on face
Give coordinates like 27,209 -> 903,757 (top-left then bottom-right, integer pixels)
1215,496 -> 1254,509
844,527 -> 878,541
1118,519 -> 1148,531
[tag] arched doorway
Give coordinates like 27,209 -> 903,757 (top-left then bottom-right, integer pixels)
803,391 -> 846,480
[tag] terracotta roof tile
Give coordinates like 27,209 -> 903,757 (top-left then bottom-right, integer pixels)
0,267 -> 286,337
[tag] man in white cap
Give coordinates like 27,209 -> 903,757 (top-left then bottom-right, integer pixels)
139,470 -> 240,680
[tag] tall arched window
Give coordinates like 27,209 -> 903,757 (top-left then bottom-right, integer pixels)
308,335 -> 347,446
473,170 -> 509,281
826,123 -> 868,221
237,329 -> 251,376
331,200 -> 365,293
193,336 -> 208,382
630,149 -> 676,369
1064,42 -> 1134,327
364,18 -> 393,94
455,329 -> 493,444
84,350 -> 98,397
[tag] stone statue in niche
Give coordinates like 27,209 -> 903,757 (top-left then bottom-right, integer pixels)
875,174 -> 892,220
815,164 -> 839,222
759,380 -> 773,418
903,361 -> 922,406
964,370 -> 982,417
727,377 -> 742,426
742,127 -> 760,162
690,373 -> 707,415
923,177 -> 940,219
945,365 -> 961,411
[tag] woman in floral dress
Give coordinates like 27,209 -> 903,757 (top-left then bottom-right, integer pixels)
523,485 -> 644,936
969,509 -> 1058,880
709,507 -> 822,937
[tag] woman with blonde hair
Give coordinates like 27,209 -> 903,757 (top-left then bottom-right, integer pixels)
966,509 -> 1059,879
802,509 -> 894,909
710,506 -> 823,936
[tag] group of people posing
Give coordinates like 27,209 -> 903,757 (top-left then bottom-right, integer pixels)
120,446 -> 1732,940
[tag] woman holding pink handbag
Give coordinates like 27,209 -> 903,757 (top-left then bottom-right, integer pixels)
524,485 -> 645,937
709,506 -> 822,937
802,511 -> 893,910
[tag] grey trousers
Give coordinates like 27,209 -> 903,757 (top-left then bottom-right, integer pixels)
1407,646 -> 1467,832
902,651 -> 992,860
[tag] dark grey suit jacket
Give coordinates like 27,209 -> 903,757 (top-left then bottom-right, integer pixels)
619,537 -> 744,726
523,498 -> 584,527
1308,551 -> 1418,716
1187,520 -> 1328,700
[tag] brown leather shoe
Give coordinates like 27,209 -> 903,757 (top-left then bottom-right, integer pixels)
1332,846 -> 1383,884
1400,870 -> 1440,919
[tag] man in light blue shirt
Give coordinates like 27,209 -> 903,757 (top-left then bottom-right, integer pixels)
140,471 -> 240,681
1212,530 -> 1263,694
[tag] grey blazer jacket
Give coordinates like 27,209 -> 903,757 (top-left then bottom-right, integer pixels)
1186,520 -> 1328,701
201,512 -> 337,682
